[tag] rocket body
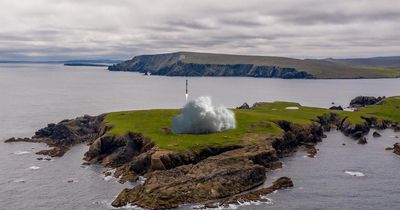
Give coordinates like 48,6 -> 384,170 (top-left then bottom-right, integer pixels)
185,79 -> 188,102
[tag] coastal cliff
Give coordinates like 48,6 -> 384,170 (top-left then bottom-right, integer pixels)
109,52 -> 314,79
108,52 -> 400,79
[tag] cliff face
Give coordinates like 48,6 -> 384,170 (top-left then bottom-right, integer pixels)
108,53 -> 314,79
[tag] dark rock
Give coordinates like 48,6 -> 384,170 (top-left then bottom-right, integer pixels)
340,122 -> 370,139
5,114 -> 105,157
349,96 -> 385,107
385,147 -> 394,151
357,137 -> 368,144
202,177 -> 294,208
372,131 -> 381,138
393,124 -> 400,132
342,143 -> 346,146
111,149 -> 267,209
329,106 -> 343,110
393,143 -> 400,156
4,137 -> 36,143
37,157 -> 43,161
36,147 -> 67,157
236,102 -> 250,109
84,132 -> 154,167
273,121 -> 324,157
305,145 -> 317,158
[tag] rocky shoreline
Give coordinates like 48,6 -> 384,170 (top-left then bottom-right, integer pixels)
5,114 -> 105,157
4,96 -> 400,209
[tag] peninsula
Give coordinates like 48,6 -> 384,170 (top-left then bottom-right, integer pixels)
108,52 -> 400,79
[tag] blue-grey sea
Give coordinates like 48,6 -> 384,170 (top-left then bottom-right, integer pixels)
1,64 -> 400,210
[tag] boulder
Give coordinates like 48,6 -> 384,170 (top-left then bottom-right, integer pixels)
236,102 -> 250,109
372,131 -> 381,138
305,145 -> 317,157
329,106 -> 343,110
393,143 -> 400,156
357,137 -> 368,144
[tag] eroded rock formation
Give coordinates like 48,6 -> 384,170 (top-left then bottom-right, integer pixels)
5,114 -> 105,157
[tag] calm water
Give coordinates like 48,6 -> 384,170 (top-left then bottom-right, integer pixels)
1,64 -> 400,210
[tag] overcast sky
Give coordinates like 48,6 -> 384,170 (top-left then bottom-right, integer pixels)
1,0 -> 399,60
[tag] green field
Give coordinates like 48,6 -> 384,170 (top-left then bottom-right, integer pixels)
104,97 -> 400,152
179,52 -> 400,79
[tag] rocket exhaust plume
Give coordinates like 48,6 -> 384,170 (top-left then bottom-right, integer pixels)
172,96 -> 236,134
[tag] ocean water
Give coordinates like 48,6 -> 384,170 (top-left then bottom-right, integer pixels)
1,64 -> 400,210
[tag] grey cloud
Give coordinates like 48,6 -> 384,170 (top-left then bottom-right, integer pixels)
279,10 -> 400,25
0,0 -> 399,60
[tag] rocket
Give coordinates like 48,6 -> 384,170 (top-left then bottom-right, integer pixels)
185,79 -> 188,102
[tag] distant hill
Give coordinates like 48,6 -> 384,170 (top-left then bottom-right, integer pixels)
108,52 -> 400,79
316,56 -> 400,67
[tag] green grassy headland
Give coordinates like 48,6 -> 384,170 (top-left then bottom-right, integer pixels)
104,97 -> 400,152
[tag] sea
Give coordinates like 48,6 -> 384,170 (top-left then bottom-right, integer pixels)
1,64 -> 400,210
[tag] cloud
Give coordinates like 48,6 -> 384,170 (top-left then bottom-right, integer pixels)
172,96 -> 236,134
0,0 -> 399,60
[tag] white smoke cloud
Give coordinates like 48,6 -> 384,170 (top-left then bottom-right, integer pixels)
172,96 -> 236,134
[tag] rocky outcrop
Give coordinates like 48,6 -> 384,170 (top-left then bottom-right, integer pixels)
373,131 -> 381,137
357,137 -> 368,144
273,121 -> 324,157
236,102 -> 250,109
200,177 -> 293,208
111,144 -> 281,209
84,132 -> 243,182
329,105 -> 344,110
84,132 -> 154,167
350,96 -> 385,107
305,145 -> 317,157
393,143 -> 400,156
108,53 -> 314,79
340,121 -> 370,140
4,114 -> 105,157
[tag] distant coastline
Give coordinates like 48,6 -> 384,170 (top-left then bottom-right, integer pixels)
0,59 -> 122,65
63,63 -> 109,67
108,52 -> 400,79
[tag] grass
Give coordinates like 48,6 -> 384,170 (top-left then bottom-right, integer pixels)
104,97 -> 400,152
358,66 -> 400,78
179,52 -> 400,79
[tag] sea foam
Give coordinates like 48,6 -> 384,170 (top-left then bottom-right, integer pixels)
345,171 -> 365,177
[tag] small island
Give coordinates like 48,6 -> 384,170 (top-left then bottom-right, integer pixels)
5,96 -> 400,209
